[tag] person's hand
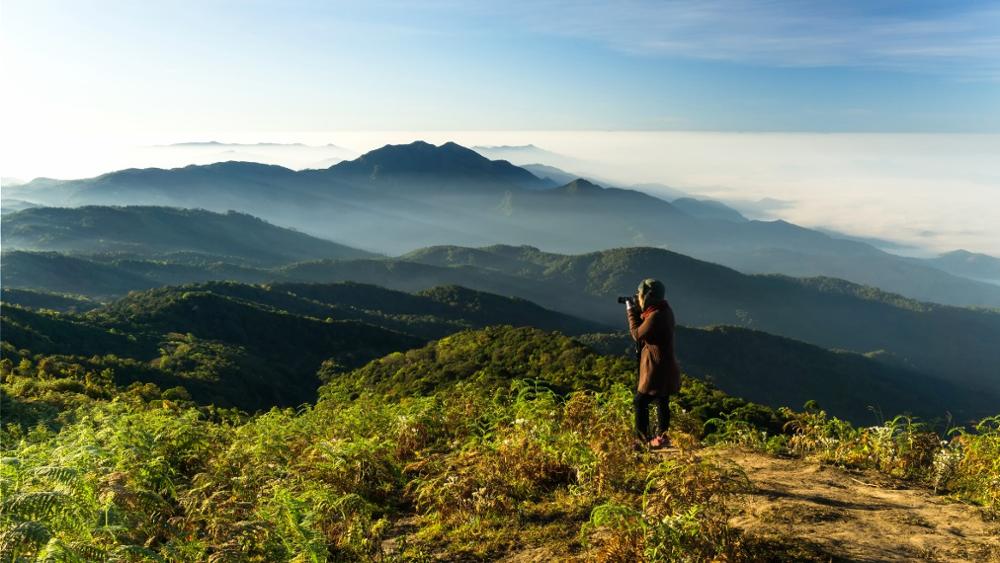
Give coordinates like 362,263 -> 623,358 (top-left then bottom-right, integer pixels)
625,297 -> 635,310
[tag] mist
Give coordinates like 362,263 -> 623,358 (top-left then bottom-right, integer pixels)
2,131 -> 998,257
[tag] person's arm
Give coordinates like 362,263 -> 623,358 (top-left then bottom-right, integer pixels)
627,306 -> 655,343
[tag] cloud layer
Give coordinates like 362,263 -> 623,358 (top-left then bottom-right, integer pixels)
502,0 -> 1000,80
3,131 -> 998,258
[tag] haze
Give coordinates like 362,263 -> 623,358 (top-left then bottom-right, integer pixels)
2,1 -> 999,256
3,131 -> 998,257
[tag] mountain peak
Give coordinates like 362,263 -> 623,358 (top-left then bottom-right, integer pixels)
328,141 -> 547,190
557,178 -> 602,194
940,249 -> 983,259
196,161 -> 294,173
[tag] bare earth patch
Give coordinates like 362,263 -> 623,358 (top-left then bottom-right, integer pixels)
380,448 -> 999,561
718,449 -> 1000,563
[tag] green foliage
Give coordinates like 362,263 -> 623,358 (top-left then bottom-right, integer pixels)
0,323 -> 784,561
0,289 -> 98,314
584,458 -> 753,562
2,285 -> 424,412
9,238 -> 1000,413
713,404 -> 1000,514
404,244 -> 1000,399
320,326 -> 632,399
580,326 -> 999,425
3,205 -> 373,266
1,400 -> 222,562
945,416 -> 1000,511
3,267 -> 998,562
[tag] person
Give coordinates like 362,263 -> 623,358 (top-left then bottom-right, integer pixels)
626,278 -> 681,449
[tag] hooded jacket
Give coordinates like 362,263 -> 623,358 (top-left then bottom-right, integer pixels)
627,299 -> 681,396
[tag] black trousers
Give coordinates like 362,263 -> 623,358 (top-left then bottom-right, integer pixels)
634,391 -> 670,440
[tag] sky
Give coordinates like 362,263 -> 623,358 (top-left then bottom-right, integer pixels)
3,0 -> 999,136
1,1 -> 999,256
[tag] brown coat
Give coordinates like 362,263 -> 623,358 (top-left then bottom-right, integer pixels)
627,301 -> 681,396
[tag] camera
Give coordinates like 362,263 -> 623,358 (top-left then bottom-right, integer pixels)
617,295 -> 634,305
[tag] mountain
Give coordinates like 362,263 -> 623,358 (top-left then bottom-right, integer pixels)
402,245 -> 1000,399
17,161 -> 304,206
2,289 -> 420,410
708,247 -> 1000,308
8,141 -> 1000,307
1,198 -> 38,214
2,206 -> 374,265
155,140 -> 357,169
324,321 -> 998,423
470,143 -> 574,167
138,280 -> 607,339
6,317 -> 996,563
1,251 -> 162,297
580,326 -> 996,423
327,140 -> 552,191
6,242 -> 999,401
920,250 -> 1000,285
0,288 -> 98,313
0,279 -> 602,410
11,274 -> 995,421
0,250 -> 278,299
9,262 -> 996,424
520,163 -> 581,185
671,197 -> 748,222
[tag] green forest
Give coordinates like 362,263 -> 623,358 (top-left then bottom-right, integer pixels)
3,205 -> 999,561
2,283 -> 999,561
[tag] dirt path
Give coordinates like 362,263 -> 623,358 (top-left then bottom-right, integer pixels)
716,449 -> 1000,563
380,449 -> 998,561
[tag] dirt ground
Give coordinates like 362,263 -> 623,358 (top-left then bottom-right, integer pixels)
719,449 -> 1000,563
381,448 -> 1000,562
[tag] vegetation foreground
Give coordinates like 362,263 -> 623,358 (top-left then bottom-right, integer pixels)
2,327 -> 998,561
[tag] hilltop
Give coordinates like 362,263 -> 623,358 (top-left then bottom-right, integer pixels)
3,325 -> 997,562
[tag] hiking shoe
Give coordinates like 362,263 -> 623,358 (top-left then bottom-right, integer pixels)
648,436 -> 670,449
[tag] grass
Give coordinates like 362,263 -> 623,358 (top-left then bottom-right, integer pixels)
2,326 -> 998,561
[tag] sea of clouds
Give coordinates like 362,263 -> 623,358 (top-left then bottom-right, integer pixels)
2,131 -> 997,257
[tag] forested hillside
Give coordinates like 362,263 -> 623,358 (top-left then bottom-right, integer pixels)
3,278 -> 997,424
3,325 -> 997,561
2,206 -> 374,264
402,245 -> 1000,396
6,242 -> 999,402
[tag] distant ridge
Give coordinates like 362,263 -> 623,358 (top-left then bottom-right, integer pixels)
161,141 -> 349,149
2,206 -> 374,265
7,140 -> 1000,307
921,249 -> 1000,284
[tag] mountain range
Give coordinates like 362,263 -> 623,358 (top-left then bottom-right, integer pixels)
919,250 -> 1000,285
4,278 -> 995,422
3,206 -> 998,409
2,205 -> 374,265
6,141 -> 999,308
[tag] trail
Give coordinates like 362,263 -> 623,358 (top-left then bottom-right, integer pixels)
715,449 -> 1000,563
379,448 -> 1000,561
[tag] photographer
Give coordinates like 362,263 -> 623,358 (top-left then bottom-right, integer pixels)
624,278 -> 681,449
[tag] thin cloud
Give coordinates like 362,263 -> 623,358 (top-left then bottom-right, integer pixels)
495,1 -> 1000,80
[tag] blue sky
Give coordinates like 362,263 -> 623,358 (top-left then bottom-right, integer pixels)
2,0 -> 1000,134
